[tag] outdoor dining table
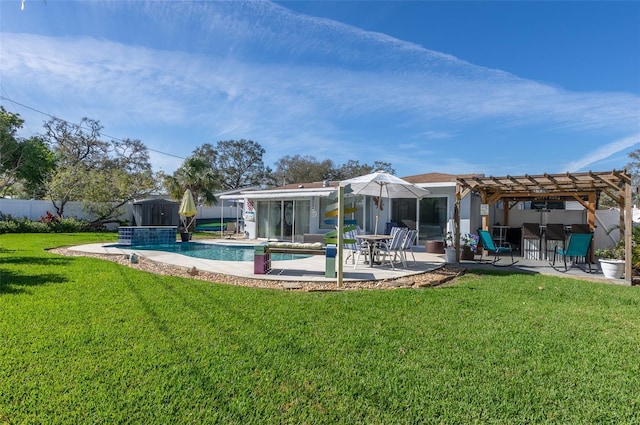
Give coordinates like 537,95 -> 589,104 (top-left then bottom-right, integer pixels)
355,234 -> 390,267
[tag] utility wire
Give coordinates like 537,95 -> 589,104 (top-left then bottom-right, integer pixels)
0,94 -> 186,160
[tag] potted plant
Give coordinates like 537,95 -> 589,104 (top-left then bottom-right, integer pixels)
179,224 -> 191,242
460,233 -> 476,261
595,242 -> 625,279
444,232 -> 457,263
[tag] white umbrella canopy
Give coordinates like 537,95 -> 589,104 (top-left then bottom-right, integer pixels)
340,171 -> 430,234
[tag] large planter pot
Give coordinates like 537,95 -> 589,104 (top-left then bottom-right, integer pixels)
425,240 -> 445,254
180,232 -> 192,242
445,247 -> 457,263
461,247 -> 475,261
599,259 -> 625,279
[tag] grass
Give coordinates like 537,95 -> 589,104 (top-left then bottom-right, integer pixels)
1,233 -> 640,424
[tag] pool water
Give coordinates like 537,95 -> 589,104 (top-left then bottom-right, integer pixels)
120,242 -> 309,262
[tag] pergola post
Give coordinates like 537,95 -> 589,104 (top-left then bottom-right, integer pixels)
624,178 -> 633,284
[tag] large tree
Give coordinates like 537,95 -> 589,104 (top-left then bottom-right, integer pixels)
44,117 -> 107,217
164,139 -> 269,205
334,160 -> 395,180
15,136 -> 56,199
43,117 -> 156,225
618,148 -> 640,208
0,107 -> 55,198
273,155 -> 335,185
81,139 -> 156,225
273,155 -> 395,185
213,139 -> 269,190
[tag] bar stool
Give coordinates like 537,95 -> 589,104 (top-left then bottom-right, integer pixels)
570,224 -> 591,234
521,223 -> 541,260
544,224 -> 566,260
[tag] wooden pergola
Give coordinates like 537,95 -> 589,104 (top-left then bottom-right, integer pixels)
455,170 -> 632,282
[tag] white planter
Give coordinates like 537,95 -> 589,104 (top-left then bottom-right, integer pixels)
445,247 -> 457,263
599,259 -> 625,279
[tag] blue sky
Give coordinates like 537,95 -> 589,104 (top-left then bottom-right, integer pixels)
1,0 -> 639,179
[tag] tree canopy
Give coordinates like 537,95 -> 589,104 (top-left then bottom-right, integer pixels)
164,139 -> 271,202
2,108 -> 400,217
43,116 -> 156,226
163,145 -> 219,206
273,155 -> 335,186
0,107 -> 55,198
212,140 -> 269,190
273,155 -> 395,185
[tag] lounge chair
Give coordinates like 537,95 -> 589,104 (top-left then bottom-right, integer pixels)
477,229 -> 517,266
551,232 -> 594,273
224,222 -> 237,239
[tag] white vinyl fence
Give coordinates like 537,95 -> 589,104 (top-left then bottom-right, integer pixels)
0,199 -> 101,221
0,198 -> 242,223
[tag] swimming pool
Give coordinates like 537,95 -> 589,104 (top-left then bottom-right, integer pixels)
117,242 -> 309,262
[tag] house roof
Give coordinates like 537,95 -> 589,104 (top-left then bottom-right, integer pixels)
274,181 -> 340,190
272,174 -> 476,190
401,172 -> 483,184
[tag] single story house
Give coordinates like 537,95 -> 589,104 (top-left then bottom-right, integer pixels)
220,170 -> 622,251
220,173 -> 483,244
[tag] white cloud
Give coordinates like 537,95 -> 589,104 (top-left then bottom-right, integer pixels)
1,0 -> 638,176
561,133 -> 640,172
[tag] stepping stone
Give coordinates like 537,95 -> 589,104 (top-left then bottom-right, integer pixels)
282,282 -> 303,290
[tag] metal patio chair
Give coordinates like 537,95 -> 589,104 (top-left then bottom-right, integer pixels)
477,229 -> 517,267
377,227 -> 408,270
551,232 -> 594,273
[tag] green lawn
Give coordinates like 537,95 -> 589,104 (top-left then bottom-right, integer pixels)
1,233 -> 640,424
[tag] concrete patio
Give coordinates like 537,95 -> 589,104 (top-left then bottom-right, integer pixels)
67,239 -> 626,285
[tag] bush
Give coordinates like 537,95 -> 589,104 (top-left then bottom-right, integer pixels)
0,213 -> 91,234
595,242 -> 625,260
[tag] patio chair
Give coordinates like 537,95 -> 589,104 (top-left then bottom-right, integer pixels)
477,229 -> 517,266
569,223 -> 593,263
343,228 -> 369,268
399,229 -> 418,267
551,232 -> 594,273
224,222 -> 237,239
377,227 -> 407,270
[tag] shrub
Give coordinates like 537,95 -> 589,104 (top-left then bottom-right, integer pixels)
0,213 -> 91,234
595,242 -> 625,260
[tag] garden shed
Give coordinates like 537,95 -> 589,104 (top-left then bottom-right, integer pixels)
132,198 -> 180,227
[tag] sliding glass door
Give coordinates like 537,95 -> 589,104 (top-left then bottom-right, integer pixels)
256,199 -> 310,241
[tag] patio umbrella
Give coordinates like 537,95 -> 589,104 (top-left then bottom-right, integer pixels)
178,189 -> 197,231
340,171 -> 430,234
